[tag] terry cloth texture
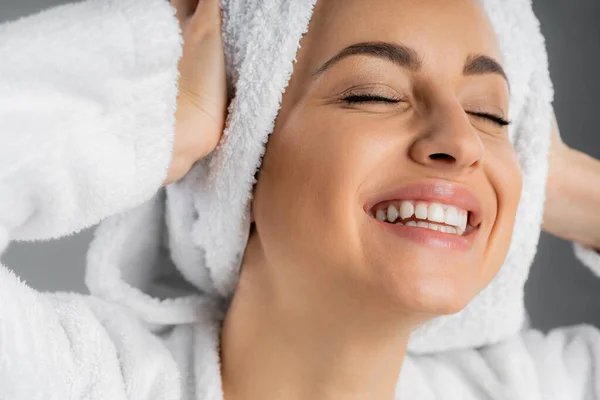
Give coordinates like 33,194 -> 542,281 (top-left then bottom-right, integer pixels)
3,1 -> 600,398
153,0 -> 554,353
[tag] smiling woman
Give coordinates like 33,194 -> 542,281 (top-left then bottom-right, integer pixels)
222,1 -> 521,396
1,0 -> 600,399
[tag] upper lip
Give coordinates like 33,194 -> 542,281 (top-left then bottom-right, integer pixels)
364,179 -> 484,227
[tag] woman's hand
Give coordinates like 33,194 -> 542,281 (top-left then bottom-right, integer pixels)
164,0 -> 228,185
543,112 -> 600,251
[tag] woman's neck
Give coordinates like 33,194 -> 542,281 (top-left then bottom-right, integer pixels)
219,252 -> 415,400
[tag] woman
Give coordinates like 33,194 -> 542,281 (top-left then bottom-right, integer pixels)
1,0 -> 599,399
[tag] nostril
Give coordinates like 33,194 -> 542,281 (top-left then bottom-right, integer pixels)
429,153 -> 456,163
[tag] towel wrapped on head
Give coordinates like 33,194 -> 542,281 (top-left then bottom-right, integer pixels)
87,0 -> 554,354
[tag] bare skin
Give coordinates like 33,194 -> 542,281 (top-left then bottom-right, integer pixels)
544,113 -> 600,251
165,0 -> 600,251
164,0 -> 227,185
221,0 -> 519,399
165,1 -> 600,399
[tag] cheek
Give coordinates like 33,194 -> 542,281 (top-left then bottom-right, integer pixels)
252,110 -> 383,271
480,142 -> 523,284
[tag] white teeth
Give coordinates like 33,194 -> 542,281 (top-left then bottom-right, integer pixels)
437,226 -> 456,234
387,205 -> 399,223
428,223 -> 439,231
428,203 -> 445,223
415,203 -> 428,220
399,201 -> 414,219
371,200 -> 472,236
459,212 -> 468,231
409,221 -> 460,235
445,207 -> 459,226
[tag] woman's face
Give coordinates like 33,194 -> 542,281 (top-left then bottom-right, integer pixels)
249,0 -> 522,318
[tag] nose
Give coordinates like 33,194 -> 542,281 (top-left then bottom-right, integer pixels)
409,103 -> 484,172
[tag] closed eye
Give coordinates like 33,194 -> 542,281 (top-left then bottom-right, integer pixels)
341,94 -> 402,104
467,111 -> 511,127
341,95 -> 510,128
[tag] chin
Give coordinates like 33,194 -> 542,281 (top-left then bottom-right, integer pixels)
387,276 -> 477,317
368,248 -> 482,318
359,204 -> 487,317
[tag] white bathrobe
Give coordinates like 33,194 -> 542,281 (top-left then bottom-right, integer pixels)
1,0 -> 600,399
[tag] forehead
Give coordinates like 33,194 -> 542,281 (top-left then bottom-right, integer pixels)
299,0 -> 502,72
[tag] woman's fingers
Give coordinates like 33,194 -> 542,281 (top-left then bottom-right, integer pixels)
164,0 -> 228,186
171,0 -> 200,18
192,0 -> 221,17
170,0 -> 200,30
186,0 -> 223,38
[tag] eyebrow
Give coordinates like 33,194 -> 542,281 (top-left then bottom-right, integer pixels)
463,54 -> 509,85
313,42 -> 422,77
312,41 -> 509,87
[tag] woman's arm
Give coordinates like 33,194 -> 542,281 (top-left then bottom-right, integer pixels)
0,0 -> 182,240
0,0 -> 227,396
0,0 -> 226,240
0,1 -> 190,397
543,112 -> 600,251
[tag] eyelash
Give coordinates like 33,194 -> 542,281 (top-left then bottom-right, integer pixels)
468,111 -> 511,127
341,94 -> 511,127
342,94 -> 402,104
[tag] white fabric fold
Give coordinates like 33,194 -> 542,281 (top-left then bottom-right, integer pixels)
1,2 -> 185,398
0,0 -> 180,240
152,0 -> 555,353
2,0 -> 600,398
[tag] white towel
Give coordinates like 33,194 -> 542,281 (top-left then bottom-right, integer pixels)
83,0 -> 595,354
2,0 -> 600,399
89,0 -> 558,354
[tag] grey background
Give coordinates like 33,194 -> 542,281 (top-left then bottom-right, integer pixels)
1,0 -> 599,332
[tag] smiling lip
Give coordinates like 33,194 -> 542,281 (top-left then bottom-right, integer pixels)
364,180 -> 484,227
364,180 -> 484,251
375,219 -> 478,251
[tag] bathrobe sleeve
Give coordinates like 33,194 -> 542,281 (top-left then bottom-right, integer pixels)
0,1 -> 183,398
0,0 -> 181,241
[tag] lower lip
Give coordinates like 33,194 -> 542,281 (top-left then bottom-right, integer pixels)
372,218 -> 478,252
